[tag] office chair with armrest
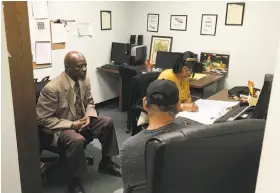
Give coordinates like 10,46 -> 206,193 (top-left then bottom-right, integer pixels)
35,76 -> 95,182
145,119 -> 266,193
128,72 -> 160,135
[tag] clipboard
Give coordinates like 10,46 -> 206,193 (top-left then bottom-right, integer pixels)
50,19 -> 65,50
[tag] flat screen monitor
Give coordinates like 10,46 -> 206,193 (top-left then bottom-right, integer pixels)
252,74 -> 273,119
110,42 -> 131,65
155,51 -> 183,69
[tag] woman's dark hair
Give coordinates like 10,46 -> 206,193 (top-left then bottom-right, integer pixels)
172,56 -> 186,73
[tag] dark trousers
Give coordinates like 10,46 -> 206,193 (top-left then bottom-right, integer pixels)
56,116 -> 119,180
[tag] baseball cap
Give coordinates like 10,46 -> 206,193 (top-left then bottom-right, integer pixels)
146,80 -> 179,105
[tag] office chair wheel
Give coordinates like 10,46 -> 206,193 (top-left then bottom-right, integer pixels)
86,157 -> 94,165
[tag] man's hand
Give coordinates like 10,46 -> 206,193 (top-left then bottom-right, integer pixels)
71,120 -> 85,131
80,116 -> 90,128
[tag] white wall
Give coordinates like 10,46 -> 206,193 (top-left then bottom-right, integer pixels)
129,1 -> 280,89
1,7 -> 22,193
255,37 -> 280,193
29,1 -> 132,103
29,1 -> 280,102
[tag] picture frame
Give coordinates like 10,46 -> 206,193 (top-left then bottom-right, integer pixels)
200,14 -> 218,36
170,15 -> 188,31
149,35 -> 173,65
100,10 -> 112,30
147,13 -> 159,32
200,52 -> 230,74
225,2 -> 245,26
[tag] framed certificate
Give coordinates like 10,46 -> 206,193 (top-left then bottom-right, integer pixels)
100,10 -> 112,30
149,35 -> 173,65
200,14 -> 218,36
147,13 -> 159,32
170,15 -> 187,31
225,2 -> 245,26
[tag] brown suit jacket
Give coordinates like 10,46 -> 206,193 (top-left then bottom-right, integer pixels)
37,72 -> 97,130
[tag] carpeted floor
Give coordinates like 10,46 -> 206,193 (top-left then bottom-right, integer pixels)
42,102 -> 130,193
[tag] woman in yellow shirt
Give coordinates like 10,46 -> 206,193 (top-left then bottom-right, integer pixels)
158,57 -> 198,112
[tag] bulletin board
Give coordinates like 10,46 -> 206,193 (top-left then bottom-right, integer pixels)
29,1 -> 67,69
32,20 -> 66,69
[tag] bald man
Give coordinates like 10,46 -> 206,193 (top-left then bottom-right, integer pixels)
37,51 -> 120,193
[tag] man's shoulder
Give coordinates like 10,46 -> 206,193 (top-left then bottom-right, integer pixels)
121,131 -> 147,151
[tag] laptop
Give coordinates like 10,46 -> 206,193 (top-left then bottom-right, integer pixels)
214,74 -> 273,123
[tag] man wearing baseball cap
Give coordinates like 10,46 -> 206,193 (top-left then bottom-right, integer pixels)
119,79 -> 185,193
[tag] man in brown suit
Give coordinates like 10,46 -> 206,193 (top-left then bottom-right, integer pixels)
37,51 -> 120,193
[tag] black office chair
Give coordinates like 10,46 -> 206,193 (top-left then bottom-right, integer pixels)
127,72 -> 160,135
118,64 -> 138,112
144,119 -> 266,193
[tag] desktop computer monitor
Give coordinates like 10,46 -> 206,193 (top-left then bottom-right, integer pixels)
110,42 -> 131,65
252,74 -> 274,119
155,51 -> 183,69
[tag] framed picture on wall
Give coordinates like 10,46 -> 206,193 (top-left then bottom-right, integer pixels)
149,35 -> 173,65
147,13 -> 159,32
200,14 -> 218,36
170,15 -> 188,31
100,10 -> 112,30
225,2 -> 245,26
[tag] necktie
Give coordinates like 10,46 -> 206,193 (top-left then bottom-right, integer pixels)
74,82 -> 84,119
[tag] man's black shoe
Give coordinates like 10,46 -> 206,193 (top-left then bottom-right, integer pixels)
67,182 -> 85,193
98,160 -> 121,177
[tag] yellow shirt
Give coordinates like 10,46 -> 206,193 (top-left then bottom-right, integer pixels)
158,69 -> 192,103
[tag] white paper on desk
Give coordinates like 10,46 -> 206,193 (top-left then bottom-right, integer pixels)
35,42 -> 52,64
51,23 -> 67,43
35,19 -> 51,41
176,99 -> 239,125
78,22 -> 93,36
32,1 -> 48,19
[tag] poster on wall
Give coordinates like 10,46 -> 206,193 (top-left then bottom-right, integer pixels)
200,52 -> 230,74
149,35 -> 173,64
170,15 -> 187,31
225,2 -> 245,26
200,14 -> 218,36
147,13 -> 159,32
35,19 -> 51,41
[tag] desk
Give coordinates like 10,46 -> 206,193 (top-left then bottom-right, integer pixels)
207,89 -> 236,102
98,67 -> 225,89
97,67 -> 120,74
97,66 -> 226,110
189,73 -> 224,89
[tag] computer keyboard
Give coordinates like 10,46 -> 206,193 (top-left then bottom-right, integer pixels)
101,64 -> 120,70
101,64 -> 146,71
214,106 -> 250,123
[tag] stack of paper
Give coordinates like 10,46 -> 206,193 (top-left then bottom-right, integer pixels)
78,22 -> 93,36
51,23 -> 67,43
176,99 -> 239,124
35,42 -> 52,64
191,73 -> 207,80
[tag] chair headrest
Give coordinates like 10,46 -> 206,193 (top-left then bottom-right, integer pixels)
145,119 -> 266,193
